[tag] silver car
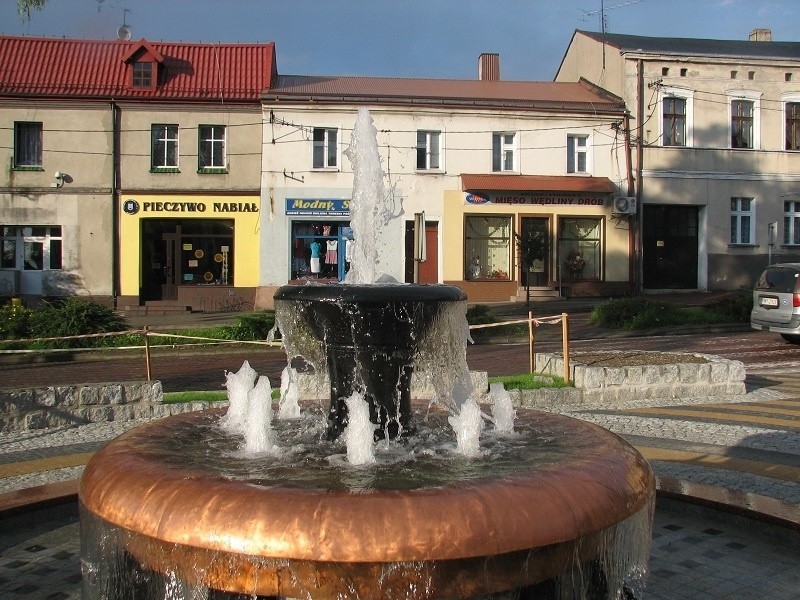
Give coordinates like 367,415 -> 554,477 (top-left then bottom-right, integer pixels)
751,263 -> 800,343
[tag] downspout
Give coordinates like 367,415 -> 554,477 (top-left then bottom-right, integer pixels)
636,58 -> 645,294
111,101 -> 121,307
623,111 -> 636,293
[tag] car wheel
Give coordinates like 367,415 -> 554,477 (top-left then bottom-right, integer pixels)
780,333 -> 800,344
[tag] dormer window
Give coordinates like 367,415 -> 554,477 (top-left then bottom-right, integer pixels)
133,61 -> 153,88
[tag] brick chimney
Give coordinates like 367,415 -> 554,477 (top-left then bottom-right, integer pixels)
749,28 -> 772,41
479,53 -> 500,81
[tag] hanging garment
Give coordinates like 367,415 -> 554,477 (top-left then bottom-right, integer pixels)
325,240 -> 338,264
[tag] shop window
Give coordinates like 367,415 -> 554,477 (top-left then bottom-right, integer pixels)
14,122 -> 43,169
416,130 -> 441,170
290,222 -> 350,281
313,127 -> 338,169
558,218 -> 601,280
784,201 -> 800,245
180,221 -> 234,285
0,225 -> 62,270
199,125 -> 227,171
464,216 -> 511,280
492,132 -> 517,172
151,124 -> 179,170
566,134 -> 589,173
730,198 -> 754,245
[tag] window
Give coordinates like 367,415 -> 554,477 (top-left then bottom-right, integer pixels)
730,198 -> 754,244
14,122 -> 43,168
559,218 -> 601,280
416,130 -> 441,170
199,125 -> 226,170
731,99 -> 754,149
662,97 -> 686,146
784,202 -> 800,245
133,61 -> 153,88
151,124 -> 179,169
313,127 -> 338,169
464,216 -> 511,280
786,102 -> 800,150
0,226 -> 62,270
492,132 -> 517,172
566,135 -> 589,173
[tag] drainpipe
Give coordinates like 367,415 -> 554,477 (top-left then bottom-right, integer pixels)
636,59 -> 645,294
111,101 -> 121,308
623,111 -> 636,294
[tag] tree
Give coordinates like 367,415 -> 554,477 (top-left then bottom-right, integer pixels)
17,0 -> 47,19
515,228 -> 548,308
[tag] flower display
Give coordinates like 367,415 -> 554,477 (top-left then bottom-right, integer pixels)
565,248 -> 586,276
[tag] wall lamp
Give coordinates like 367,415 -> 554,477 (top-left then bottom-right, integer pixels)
52,171 -> 73,188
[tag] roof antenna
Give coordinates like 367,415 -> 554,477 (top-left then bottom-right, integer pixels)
117,9 -> 132,41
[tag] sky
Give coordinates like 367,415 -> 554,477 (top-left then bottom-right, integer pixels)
2,0 -> 800,81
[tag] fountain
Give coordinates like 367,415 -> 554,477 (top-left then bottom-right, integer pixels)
79,108 -> 655,599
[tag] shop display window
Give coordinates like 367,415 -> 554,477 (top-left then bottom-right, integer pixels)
558,217 -> 602,280
291,221 -> 351,281
464,216 -> 511,280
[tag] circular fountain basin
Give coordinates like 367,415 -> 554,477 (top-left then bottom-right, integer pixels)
80,407 -> 654,598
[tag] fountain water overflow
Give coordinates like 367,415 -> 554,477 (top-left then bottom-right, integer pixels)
79,108 -> 655,599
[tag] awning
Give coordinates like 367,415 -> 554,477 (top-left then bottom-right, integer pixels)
461,174 -> 617,194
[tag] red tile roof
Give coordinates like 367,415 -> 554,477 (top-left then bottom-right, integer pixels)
0,36 -> 276,102
263,75 -> 624,112
461,174 -> 617,193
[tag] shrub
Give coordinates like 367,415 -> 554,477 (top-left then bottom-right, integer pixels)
706,292 -> 753,322
225,311 -> 277,341
466,304 -> 496,326
0,303 -> 34,340
589,297 -> 682,330
28,298 -> 129,348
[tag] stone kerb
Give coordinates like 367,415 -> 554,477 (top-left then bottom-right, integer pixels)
0,381 -> 218,432
523,351 -> 746,408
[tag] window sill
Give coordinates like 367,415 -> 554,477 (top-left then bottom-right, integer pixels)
11,166 -> 44,172
415,169 -> 446,175
728,243 -> 757,248
150,168 -> 181,174
197,168 -> 229,174
312,167 -> 340,172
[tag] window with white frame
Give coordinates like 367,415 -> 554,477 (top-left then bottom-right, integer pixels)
785,101 -> 800,151
730,197 -> 754,244
464,216 -> 511,280
151,124 -> 179,169
784,201 -> 800,245
659,88 -> 694,147
416,130 -> 441,170
566,134 -> 589,173
199,125 -> 226,170
14,122 -> 43,168
492,132 -> 517,172
728,91 -> 761,150
1,226 -> 62,271
313,127 -> 338,169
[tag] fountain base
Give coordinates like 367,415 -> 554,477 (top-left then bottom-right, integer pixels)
80,406 -> 655,599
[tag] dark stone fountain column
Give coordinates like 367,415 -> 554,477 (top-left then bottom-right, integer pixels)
274,284 -> 466,440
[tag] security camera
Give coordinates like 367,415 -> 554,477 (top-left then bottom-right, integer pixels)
54,171 -> 63,180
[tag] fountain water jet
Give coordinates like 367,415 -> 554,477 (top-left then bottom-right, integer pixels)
79,107 -> 655,599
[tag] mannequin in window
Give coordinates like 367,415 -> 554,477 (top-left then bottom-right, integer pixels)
310,241 -> 322,274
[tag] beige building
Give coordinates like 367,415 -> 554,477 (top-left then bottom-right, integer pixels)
259,54 -> 634,305
557,29 -> 800,291
0,36 -> 273,311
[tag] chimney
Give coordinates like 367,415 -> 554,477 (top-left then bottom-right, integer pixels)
749,28 -> 772,42
479,53 -> 500,81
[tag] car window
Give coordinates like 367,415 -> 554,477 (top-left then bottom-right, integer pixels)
755,267 -> 800,292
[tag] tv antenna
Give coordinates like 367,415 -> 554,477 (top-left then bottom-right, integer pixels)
117,9 -> 132,41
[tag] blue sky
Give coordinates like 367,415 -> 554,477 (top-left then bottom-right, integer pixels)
2,0 -> 800,80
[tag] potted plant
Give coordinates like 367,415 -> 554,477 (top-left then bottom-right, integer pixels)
565,248 -> 586,278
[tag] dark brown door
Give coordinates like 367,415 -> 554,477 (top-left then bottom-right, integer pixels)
642,205 -> 698,289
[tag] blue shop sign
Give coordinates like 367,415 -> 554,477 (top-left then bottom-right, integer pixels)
286,198 -> 350,216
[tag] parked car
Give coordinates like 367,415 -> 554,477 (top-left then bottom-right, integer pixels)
751,263 -> 800,343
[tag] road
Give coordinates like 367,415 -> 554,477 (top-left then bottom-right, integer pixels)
2,327 -> 800,392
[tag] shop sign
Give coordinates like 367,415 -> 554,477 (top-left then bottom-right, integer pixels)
464,192 -> 607,207
121,200 -> 258,215
286,198 -> 350,216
